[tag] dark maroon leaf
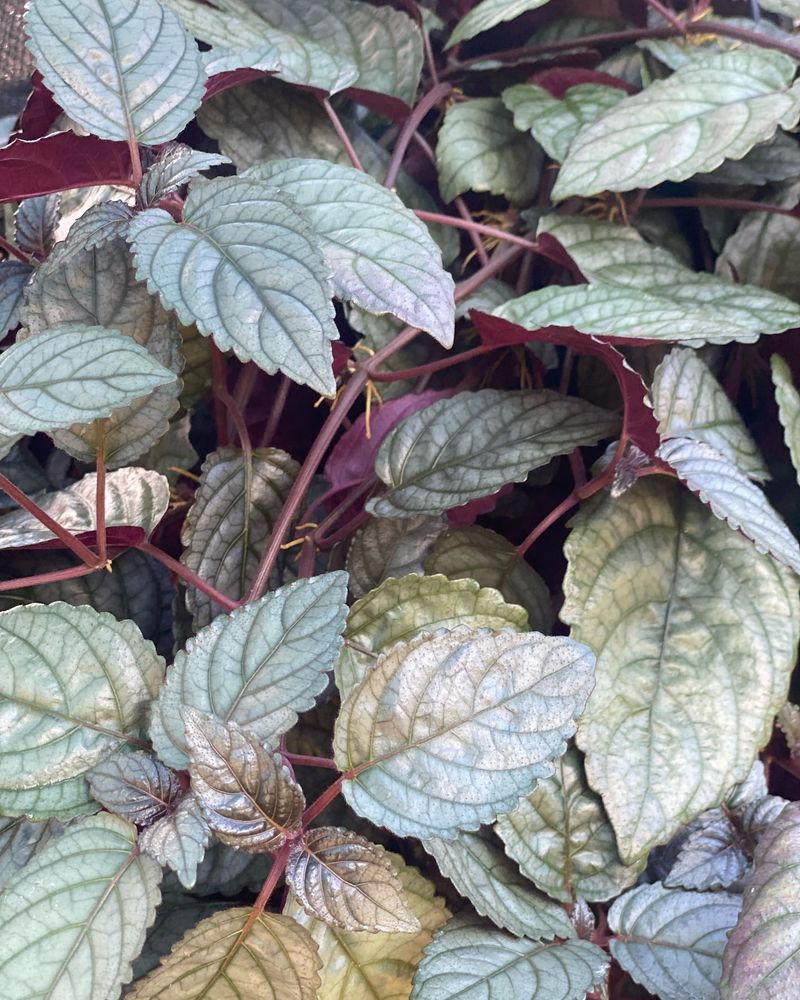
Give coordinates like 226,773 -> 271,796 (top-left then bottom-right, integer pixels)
14,71 -> 61,140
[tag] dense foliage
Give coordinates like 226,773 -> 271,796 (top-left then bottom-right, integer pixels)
1,0 -> 800,998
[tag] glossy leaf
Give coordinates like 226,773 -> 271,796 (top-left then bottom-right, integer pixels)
178,446 -> 298,628
334,626 -> 595,838
411,915 -> 609,1000
186,712 -> 305,853
0,813 -> 162,1000
0,466 -> 170,549
437,98 -> 542,205
88,751 -> 180,825
139,794 -> 212,891
129,907 -> 322,999
25,0 -> 205,143
553,49 -> 800,198
447,0 -> 552,48
346,515 -> 447,599
772,355 -> 800,485
137,144 -> 231,208
0,602 -> 164,790
0,815 -> 61,892
495,747 -> 644,903
368,389 -> 618,518
0,260 -> 33,338
0,324 -> 175,436
424,828 -> 576,940
151,573 -> 348,767
722,800 -> 800,999
335,573 -> 529,699
657,436 -> 800,576
247,159 -> 455,347
564,477 -> 800,862
287,826 -> 419,933
652,348 -> 767,480
425,525 -> 554,634
284,852 -> 450,1000
664,812 -> 749,891
128,176 -> 339,395
609,882 -> 741,1000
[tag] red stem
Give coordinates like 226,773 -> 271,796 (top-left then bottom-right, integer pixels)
136,540 -> 239,612
252,840 -> 293,915
322,98 -> 364,171
414,209 -> 544,253
0,474 -> 99,566
0,234 -> 32,264
95,420 -> 107,566
643,0 -> 687,33
283,752 -> 338,770
211,345 -> 230,447
260,374 -> 291,449
128,137 -> 143,187
644,196 -> 800,218
453,196 -> 490,267
370,343 -> 496,382
384,82 -> 452,190
302,775 -> 346,827
0,562 -> 99,593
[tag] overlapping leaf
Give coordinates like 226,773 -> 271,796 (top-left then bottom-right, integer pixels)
564,477 -> 800,861
151,573 -> 348,767
25,0 -> 205,143
609,883 -> 742,1000
47,201 -> 135,265
0,261 -> 33,337
0,813 -> 162,1000
495,747 -> 644,903
368,389 -> 618,518
334,626 -> 595,838
129,907 -> 322,999
664,812 -> 749,891
553,48 -> 800,198
0,603 -> 164,791
15,194 -> 59,257
335,573 -> 529,698
186,712 -> 304,853
424,828 -> 576,940
447,0 -> 552,47
131,891 -> 228,981
0,816 -> 61,892
139,794 -> 212,890
137,145 -> 231,208
178,446 -> 298,628
772,355 -> 800,484
128,176 -> 339,395
411,916 -> 609,1000
0,773 -> 97,821
88,751 -> 180,825
346,515 -> 447,598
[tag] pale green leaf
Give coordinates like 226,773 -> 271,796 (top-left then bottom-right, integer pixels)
137,144 -> 231,208
285,852 -> 450,1000
553,48 -> 800,198
447,0 -> 552,48
652,348 -> 768,480
657,436 -> 800,575
0,813 -> 162,1000
368,389 -> 618,519
411,915 -> 609,1000
425,525 -> 554,635
664,813 -> 749,891
772,356 -> 800,487
151,573 -> 347,767
15,194 -> 60,258
246,159 -> 455,347
610,882 -> 741,1000
424,828 -> 576,940
25,0 -> 205,143
0,466 -> 170,549
178,446 -> 298,628
722,800 -> 800,999
346,515 -> 447,599
139,793 -> 211,890
287,827 -> 420,933
0,262 -> 32,338
335,573 -> 529,699
502,82 -> 625,162
0,325 -> 175,436
88,751 -> 180,825
564,477 -> 800,861
334,626 -> 595,838
758,0 -> 800,16
128,907 -> 321,999
778,701 -> 800,758
0,430 -> 21,464
698,132 -> 800,187
495,747 -> 644,903
0,816 -> 61,892
128,176 -> 339,395
0,774 -> 97,821
436,98 -> 543,205
0,603 -> 164,790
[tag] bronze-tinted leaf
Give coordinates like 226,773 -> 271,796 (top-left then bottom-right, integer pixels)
88,751 -> 181,825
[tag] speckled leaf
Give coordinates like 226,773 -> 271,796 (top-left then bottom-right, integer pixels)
652,348 -> 767,480
772,355 -> 800,485
437,98 -> 542,204
128,176 -> 338,395
0,603 -> 164,790
285,852 -> 450,1000
47,201 -> 135,266
128,907 -> 321,1000
186,712 -> 304,853
553,49 -> 800,198
424,828 -> 575,940
25,0 -> 205,143
722,800 -> 800,999
178,446 -> 298,628
411,915 -> 608,1000
287,827 -> 419,933
425,526 -> 554,634
15,194 -> 60,257
447,0 -> 552,47
495,747 -> 644,903
610,883 -> 741,1000
0,261 -> 32,338
88,751 -> 179,826
137,144 -> 231,208
0,813 -> 162,1000
664,813 -> 749,891
346,515 -> 447,598
564,477 -> 800,862
0,774 -> 97,821
369,389 -> 617,519
0,816 -> 61,892
139,794 -> 212,890
334,626 -> 595,838
336,573 -> 529,699
151,573 -> 347,767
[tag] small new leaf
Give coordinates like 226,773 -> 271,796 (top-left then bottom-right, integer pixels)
139,793 -> 212,891
88,751 -> 180,825
664,812 -> 749,891
137,144 -> 231,208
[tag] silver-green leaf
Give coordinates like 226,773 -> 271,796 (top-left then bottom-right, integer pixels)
139,793 -> 212,890
137,144 -> 231,208
0,261 -> 33,338
88,751 -> 180,825
346,515 -> 447,599
664,812 -> 749,891
447,0 -> 553,48
772,354 -> 800,485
